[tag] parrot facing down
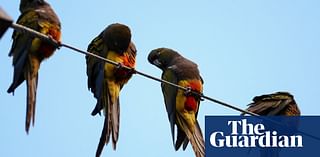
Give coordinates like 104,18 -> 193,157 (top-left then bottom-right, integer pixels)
7,0 -> 61,134
148,48 -> 204,157
86,23 -> 136,157
242,92 -> 301,157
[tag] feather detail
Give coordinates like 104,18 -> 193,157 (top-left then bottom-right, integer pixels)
96,116 -> 108,157
176,115 -> 204,157
25,54 -> 40,133
111,97 -> 120,150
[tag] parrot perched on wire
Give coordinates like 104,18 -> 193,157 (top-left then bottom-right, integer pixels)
242,92 -> 300,116
7,0 -> 61,134
86,23 -> 136,157
242,92 -> 301,157
148,48 -> 204,157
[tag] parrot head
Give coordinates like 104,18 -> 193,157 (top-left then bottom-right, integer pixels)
20,0 -> 48,13
148,48 -> 180,70
103,23 -> 131,54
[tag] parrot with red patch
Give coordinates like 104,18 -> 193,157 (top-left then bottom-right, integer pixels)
86,23 -> 136,157
7,0 -> 61,134
148,48 -> 204,157
242,92 -> 301,157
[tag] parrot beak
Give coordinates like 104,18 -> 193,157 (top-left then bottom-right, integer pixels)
148,49 -> 163,68
152,59 -> 163,68
0,7 -> 13,39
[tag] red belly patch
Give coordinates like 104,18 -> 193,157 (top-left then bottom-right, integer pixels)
39,27 -> 61,58
114,53 -> 135,81
185,96 -> 197,111
183,80 -> 202,112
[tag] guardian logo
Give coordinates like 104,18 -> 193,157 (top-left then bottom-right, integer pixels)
205,116 -> 320,157
210,119 -> 303,148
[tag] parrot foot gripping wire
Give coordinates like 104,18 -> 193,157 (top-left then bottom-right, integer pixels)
184,87 -> 204,101
116,62 -> 123,69
115,63 -> 137,75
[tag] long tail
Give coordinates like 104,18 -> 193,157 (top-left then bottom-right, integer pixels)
177,116 -> 205,157
96,116 -> 110,157
185,121 -> 205,157
95,94 -> 120,157
25,69 -> 38,134
111,98 -> 120,150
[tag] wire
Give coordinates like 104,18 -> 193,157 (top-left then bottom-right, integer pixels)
60,42 -> 260,116
7,22 -> 320,141
61,41 -> 260,116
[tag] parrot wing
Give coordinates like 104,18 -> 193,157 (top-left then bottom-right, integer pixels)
243,92 -> 294,116
7,10 -> 40,93
161,67 -> 178,147
86,33 -> 106,115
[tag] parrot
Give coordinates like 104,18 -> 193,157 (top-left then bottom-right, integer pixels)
242,92 -> 301,157
86,23 -> 136,157
148,48 -> 204,157
242,91 -> 300,116
7,0 -> 61,134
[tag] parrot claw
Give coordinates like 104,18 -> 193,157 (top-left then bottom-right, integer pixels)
116,62 -> 124,69
184,86 -> 204,101
184,87 -> 192,96
128,68 -> 137,75
47,35 -> 61,49
115,63 -> 136,75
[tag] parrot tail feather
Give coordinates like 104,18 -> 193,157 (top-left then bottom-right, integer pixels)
25,69 -> 38,134
91,103 -> 103,116
175,128 -> 187,150
96,116 -> 108,157
187,121 -> 205,157
180,117 -> 205,157
182,138 -> 189,150
111,98 -> 120,150
193,122 -> 205,156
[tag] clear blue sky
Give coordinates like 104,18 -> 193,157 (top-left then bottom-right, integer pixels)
0,0 -> 319,156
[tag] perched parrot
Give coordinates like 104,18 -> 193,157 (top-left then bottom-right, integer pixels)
7,0 -> 61,134
86,23 -> 136,157
242,92 -> 301,157
243,92 -> 300,116
148,48 -> 204,157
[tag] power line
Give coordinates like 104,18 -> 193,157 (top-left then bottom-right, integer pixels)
62,41 -> 259,116
13,20 -> 257,117
3,18 -> 320,142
